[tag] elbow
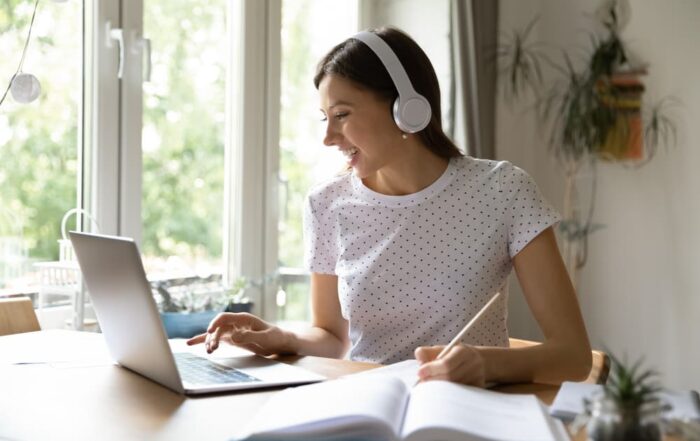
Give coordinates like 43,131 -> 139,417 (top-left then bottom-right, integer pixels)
567,343 -> 592,382
573,349 -> 593,382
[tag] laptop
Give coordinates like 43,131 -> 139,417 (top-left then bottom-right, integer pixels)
68,231 -> 325,395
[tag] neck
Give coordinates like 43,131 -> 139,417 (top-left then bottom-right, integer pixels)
362,142 -> 450,196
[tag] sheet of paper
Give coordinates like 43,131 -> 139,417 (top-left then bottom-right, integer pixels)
0,330 -> 112,366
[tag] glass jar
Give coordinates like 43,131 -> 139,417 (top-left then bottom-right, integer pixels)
585,394 -> 665,441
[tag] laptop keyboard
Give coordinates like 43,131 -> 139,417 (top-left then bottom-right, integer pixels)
174,353 -> 261,385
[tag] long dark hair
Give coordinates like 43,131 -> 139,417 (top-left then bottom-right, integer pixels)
314,27 -> 463,159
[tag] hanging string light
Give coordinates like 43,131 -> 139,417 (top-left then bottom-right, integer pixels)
0,0 -> 67,107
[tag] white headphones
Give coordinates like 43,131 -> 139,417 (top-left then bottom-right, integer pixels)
352,31 -> 432,134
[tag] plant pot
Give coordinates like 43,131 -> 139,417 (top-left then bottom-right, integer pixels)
224,302 -> 253,313
586,395 -> 664,441
597,73 -> 645,161
160,310 -> 219,339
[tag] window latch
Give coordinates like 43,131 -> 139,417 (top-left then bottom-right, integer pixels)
106,21 -> 125,79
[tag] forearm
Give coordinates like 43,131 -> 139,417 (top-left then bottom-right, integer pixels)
478,339 -> 592,385
283,326 -> 349,359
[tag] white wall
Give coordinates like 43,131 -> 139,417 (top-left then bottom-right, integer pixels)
360,0 -> 452,130
498,0 -> 700,390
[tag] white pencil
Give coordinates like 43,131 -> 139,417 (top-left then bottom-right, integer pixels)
435,291 -> 502,360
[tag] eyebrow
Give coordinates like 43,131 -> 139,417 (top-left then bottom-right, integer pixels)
329,100 -> 353,108
321,100 -> 355,113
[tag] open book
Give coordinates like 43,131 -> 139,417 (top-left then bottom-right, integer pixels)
236,374 -> 568,441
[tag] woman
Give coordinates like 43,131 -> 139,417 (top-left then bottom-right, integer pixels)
188,27 -> 592,387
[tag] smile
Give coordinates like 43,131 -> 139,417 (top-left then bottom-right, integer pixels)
340,147 -> 358,159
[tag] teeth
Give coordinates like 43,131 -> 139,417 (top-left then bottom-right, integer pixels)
342,148 -> 358,158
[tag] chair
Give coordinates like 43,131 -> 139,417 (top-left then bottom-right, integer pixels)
509,337 -> 610,384
0,297 -> 41,336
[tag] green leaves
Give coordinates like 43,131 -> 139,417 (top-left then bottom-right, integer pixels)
605,352 -> 662,408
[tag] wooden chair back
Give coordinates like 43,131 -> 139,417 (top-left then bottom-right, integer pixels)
0,297 -> 41,336
509,337 -> 610,384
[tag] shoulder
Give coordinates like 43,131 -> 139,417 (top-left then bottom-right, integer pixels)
451,156 -> 533,190
305,171 -> 353,211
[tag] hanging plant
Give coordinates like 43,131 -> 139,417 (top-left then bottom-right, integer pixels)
500,0 -> 678,165
497,0 -> 679,282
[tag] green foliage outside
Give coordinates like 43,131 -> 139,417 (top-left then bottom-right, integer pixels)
142,0 -> 226,261
1,0 -> 80,281
279,0 -> 314,269
1,0 -> 335,324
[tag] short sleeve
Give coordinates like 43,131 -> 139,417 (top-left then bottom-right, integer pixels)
505,166 -> 561,257
303,195 -> 338,274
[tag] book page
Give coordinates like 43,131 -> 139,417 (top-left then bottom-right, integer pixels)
342,359 -> 420,389
238,375 -> 410,441
401,381 -> 563,441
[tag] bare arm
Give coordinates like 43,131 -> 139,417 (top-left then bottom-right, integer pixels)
478,227 -> 592,384
417,227 -> 592,385
285,273 -> 349,358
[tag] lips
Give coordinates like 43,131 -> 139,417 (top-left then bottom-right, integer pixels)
339,147 -> 358,159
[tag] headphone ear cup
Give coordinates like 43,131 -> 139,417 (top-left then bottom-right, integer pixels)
392,94 -> 431,134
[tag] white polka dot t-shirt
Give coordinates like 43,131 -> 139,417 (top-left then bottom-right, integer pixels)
303,156 -> 560,364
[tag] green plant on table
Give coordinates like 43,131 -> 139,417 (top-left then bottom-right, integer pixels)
585,353 -> 668,441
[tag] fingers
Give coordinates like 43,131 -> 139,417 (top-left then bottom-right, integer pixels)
414,345 -> 444,363
416,345 -> 485,387
206,312 -> 260,333
186,333 -> 207,346
188,312 -> 280,355
205,326 -> 223,353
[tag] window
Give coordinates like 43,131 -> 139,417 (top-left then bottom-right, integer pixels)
0,0 -> 82,301
1,0 -> 377,329
276,0 -> 358,322
141,1 -> 227,279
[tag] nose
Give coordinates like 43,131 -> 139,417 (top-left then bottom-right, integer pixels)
323,121 -> 340,147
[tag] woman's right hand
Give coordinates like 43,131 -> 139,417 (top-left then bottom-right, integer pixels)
186,313 -> 294,356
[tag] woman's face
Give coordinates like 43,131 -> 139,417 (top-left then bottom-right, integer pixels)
318,74 -> 404,179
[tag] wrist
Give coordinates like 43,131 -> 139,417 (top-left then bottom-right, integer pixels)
280,328 -> 299,355
476,347 -> 498,384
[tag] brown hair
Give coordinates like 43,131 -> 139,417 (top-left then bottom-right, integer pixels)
314,27 -> 463,159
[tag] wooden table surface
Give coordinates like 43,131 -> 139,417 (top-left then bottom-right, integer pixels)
0,330 -> 683,440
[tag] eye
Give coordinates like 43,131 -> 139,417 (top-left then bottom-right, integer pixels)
334,112 -> 349,121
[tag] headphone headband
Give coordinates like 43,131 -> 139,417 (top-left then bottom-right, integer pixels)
352,31 -> 432,134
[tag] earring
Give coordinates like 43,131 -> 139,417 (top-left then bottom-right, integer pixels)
401,133 -> 408,140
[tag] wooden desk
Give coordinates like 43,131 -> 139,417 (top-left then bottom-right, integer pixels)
0,331 -> 676,441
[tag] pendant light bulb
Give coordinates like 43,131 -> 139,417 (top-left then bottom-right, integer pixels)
10,73 -> 41,103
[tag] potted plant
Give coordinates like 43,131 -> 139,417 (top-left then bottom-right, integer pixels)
585,354 -> 668,441
223,276 -> 254,313
153,275 -> 253,338
498,0 -> 678,285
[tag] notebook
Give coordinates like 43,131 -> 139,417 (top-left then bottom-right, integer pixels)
69,231 -> 325,395
235,373 -> 569,441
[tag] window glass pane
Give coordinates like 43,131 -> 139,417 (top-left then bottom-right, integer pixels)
142,1 -> 227,279
0,0 -> 82,298
277,0 -> 357,321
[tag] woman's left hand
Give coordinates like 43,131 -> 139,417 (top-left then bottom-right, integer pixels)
414,344 -> 486,387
